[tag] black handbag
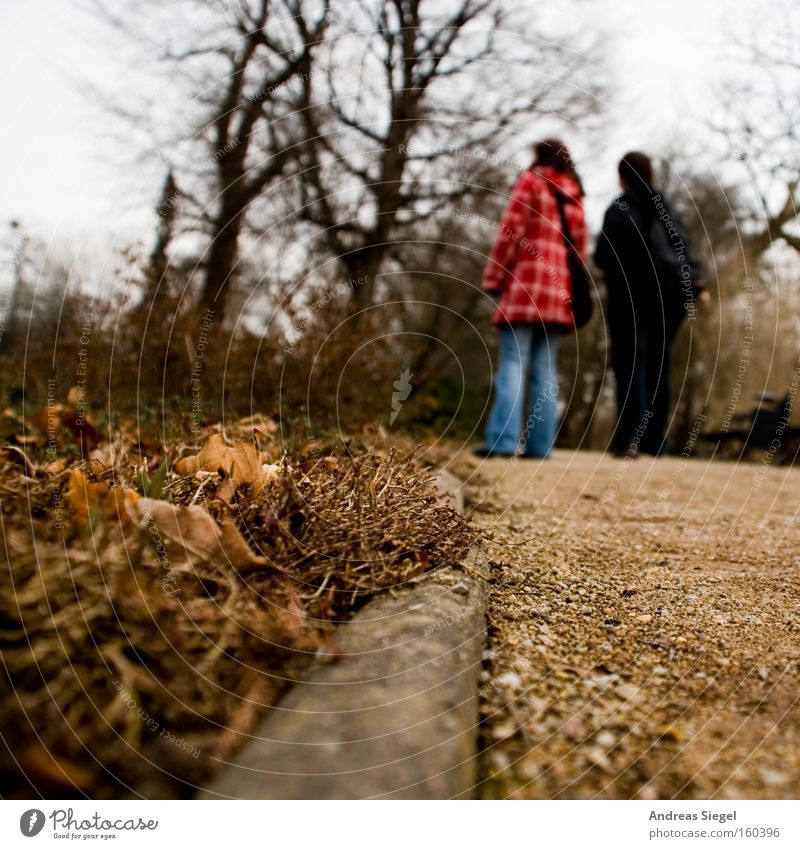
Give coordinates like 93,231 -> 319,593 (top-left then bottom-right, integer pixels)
552,190 -> 593,329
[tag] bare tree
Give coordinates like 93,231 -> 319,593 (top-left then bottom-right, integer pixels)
88,0 -> 329,321
296,0 -> 605,310
0,221 -> 27,356
714,1 -> 800,258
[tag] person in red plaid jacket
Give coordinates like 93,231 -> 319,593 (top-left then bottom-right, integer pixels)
475,139 -> 587,459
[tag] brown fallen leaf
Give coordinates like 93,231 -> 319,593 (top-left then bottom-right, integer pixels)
176,433 -> 276,497
657,724 -> 684,743
88,442 -> 120,470
65,469 -> 140,528
134,497 -> 268,571
17,743 -> 96,794
14,434 -> 40,446
235,413 -> 278,435
30,402 -> 101,451
199,433 -> 267,491
174,455 -> 200,476
215,477 -> 237,507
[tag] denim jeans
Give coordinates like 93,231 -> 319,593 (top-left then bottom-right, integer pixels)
484,324 -> 560,457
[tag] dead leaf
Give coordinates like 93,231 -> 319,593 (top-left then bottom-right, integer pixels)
194,432 -> 228,471
300,438 -> 322,456
177,433 -> 271,496
174,455 -> 200,476
235,413 -> 278,435
657,724 -> 684,743
134,498 -> 267,571
215,477 -> 237,507
88,442 -> 119,469
14,434 -> 40,446
66,469 -> 139,527
202,434 -> 264,488
18,743 -> 95,792
30,403 -> 101,451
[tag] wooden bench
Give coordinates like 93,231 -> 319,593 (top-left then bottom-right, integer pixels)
702,391 -> 800,462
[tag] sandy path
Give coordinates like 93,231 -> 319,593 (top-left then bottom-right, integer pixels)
464,449 -> 800,799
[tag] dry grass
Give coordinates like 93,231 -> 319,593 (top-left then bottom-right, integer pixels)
0,428 -> 478,799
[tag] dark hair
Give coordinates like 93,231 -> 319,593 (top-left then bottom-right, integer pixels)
533,138 -> 582,193
618,151 -> 653,192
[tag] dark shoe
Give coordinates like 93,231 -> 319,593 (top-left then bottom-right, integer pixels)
472,446 -> 515,458
640,439 -> 670,457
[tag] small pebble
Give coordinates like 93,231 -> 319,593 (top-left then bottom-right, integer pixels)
760,768 -> 788,785
497,672 -> 522,690
596,730 -> 616,748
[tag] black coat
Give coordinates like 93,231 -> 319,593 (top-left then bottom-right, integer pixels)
594,188 -> 703,331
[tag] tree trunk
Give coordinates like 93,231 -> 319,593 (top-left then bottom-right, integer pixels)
191,204 -> 244,422
199,208 -> 244,321
343,243 -> 393,314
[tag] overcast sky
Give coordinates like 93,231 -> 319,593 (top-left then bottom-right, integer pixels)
1,0 -> 742,252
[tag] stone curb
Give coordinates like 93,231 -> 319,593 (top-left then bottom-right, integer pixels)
200,471 -> 487,800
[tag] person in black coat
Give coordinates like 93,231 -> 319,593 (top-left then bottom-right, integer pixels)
594,152 -> 710,457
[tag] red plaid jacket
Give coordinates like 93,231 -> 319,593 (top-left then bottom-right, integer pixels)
482,166 -> 587,329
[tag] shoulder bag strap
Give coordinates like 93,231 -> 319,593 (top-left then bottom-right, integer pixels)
551,188 -> 577,256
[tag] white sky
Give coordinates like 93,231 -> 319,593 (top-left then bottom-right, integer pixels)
0,0 -> 745,251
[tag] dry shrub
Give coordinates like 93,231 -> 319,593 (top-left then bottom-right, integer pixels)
228,448 -> 475,620
238,300 -> 409,428
0,431 -> 478,799
1,228 -> 439,447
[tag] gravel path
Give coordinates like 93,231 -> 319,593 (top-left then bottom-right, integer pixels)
465,449 -> 800,799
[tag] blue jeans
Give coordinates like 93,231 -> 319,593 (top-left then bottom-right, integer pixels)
484,324 -> 560,457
